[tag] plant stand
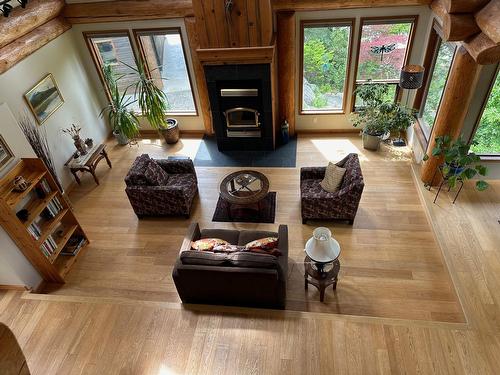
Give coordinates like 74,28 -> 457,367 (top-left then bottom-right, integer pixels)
426,164 -> 464,204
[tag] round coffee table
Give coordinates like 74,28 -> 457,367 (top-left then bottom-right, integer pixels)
219,170 -> 269,219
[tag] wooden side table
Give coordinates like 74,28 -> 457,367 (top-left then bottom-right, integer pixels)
65,144 -> 112,185
304,255 -> 340,302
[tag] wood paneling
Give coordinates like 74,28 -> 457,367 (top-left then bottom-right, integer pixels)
0,0 -> 64,49
192,0 -> 273,48
184,17 -> 214,135
277,12 -> 296,135
421,46 -> 481,184
0,16 -> 71,75
63,0 -> 194,24
271,0 -> 431,11
196,45 -> 275,64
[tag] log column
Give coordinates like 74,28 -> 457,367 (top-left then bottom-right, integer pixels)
421,46 -> 481,185
276,11 -> 296,136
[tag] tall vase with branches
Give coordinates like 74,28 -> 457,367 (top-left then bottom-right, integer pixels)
18,112 -> 63,192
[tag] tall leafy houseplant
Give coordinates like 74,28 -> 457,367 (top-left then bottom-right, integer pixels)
100,65 -> 140,145
423,135 -> 489,191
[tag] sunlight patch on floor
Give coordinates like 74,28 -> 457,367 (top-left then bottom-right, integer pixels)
309,138 -> 365,162
138,137 -> 202,159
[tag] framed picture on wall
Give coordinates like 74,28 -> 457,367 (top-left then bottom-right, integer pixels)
0,134 -> 14,171
24,74 -> 64,125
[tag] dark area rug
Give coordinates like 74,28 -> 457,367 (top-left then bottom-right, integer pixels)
212,192 -> 276,223
194,136 -> 297,168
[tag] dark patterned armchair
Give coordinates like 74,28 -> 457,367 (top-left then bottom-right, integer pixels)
125,154 -> 198,218
300,153 -> 364,224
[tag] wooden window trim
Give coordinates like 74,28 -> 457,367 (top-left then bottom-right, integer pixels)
83,30 -> 140,105
416,22 -> 458,140
351,15 -> 419,112
133,27 -> 199,116
467,65 -> 500,157
299,18 -> 355,115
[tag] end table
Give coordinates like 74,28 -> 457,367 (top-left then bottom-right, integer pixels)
304,255 -> 340,302
65,144 -> 112,185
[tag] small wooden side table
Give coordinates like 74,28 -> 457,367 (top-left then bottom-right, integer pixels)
65,144 -> 112,185
304,255 -> 340,302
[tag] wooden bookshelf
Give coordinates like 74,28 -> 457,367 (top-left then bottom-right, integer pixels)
0,158 -> 89,283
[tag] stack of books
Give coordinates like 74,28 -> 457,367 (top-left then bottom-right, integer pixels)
27,222 -> 41,241
40,235 -> 58,258
61,235 -> 86,257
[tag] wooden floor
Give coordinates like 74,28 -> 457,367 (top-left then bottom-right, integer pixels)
0,134 -> 499,374
42,135 -> 464,322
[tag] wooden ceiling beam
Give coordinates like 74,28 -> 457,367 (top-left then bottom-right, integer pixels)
271,0 -> 431,11
475,0 -> 500,43
0,17 -> 71,74
443,0 -> 490,13
0,0 -> 64,49
463,32 -> 500,65
63,0 -> 194,24
431,0 -> 481,41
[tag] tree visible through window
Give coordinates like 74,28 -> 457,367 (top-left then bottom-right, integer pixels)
354,20 -> 414,108
470,71 -> 500,155
420,41 -> 456,131
301,22 -> 352,112
136,29 -> 196,114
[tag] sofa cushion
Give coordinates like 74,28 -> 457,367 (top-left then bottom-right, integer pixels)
200,229 -> 240,245
192,238 -> 229,251
301,179 -> 340,199
237,230 -> 278,246
227,252 -> 279,269
320,162 -> 346,192
245,237 -> 279,250
125,154 -> 151,186
144,159 -> 170,186
180,250 -> 227,266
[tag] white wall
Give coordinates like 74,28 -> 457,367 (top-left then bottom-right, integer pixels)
0,29 -> 109,288
72,19 -> 205,132
295,6 -> 432,131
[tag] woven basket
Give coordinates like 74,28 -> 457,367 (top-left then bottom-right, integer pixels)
161,119 -> 179,144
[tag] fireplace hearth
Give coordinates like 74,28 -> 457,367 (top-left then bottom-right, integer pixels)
205,64 -> 274,151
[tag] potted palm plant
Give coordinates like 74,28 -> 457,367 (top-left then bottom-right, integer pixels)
423,135 -> 489,191
100,65 -> 140,145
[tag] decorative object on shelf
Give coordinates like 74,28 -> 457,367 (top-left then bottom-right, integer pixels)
304,227 -> 341,302
62,124 -> 88,156
0,134 -> 14,171
370,43 -> 396,61
161,118 -> 180,144
24,74 -> 64,125
423,135 -> 489,203
13,175 -> 30,192
0,0 -> 28,17
85,138 -> 94,148
16,209 -> 29,222
18,112 -> 63,192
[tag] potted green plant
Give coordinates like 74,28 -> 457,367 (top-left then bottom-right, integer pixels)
122,62 -> 179,144
100,65 -> 140,145
350,83 -> 391,150
384,103 -> 416,146
423,135 -> 489,191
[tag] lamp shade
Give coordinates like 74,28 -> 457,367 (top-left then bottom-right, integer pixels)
304,227 -> 341,263
399,65 -> 425,89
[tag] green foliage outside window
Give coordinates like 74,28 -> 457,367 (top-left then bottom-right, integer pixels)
470,72 -> 500,155
302,25 -> 350,111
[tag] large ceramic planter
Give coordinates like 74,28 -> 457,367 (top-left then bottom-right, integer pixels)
113,131 -> 129,145
161,118 -> 180,144
362,132 -> 382,151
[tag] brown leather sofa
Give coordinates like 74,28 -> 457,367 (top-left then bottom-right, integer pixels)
172,223 -> 288,309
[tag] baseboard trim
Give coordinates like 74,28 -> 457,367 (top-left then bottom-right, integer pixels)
0,284 -> 29,291
295,129 -> 360,135
139,130 -> 206,137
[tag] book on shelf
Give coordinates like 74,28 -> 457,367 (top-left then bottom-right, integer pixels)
61,235 -> 86,257
27,222 -> 41,240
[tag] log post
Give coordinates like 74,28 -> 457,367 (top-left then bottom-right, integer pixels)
184,17 -> 213,135
276,11 -> 296,136
421,46 -> 481,185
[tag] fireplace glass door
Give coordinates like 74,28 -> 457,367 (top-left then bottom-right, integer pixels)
224,108 -> 260,129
